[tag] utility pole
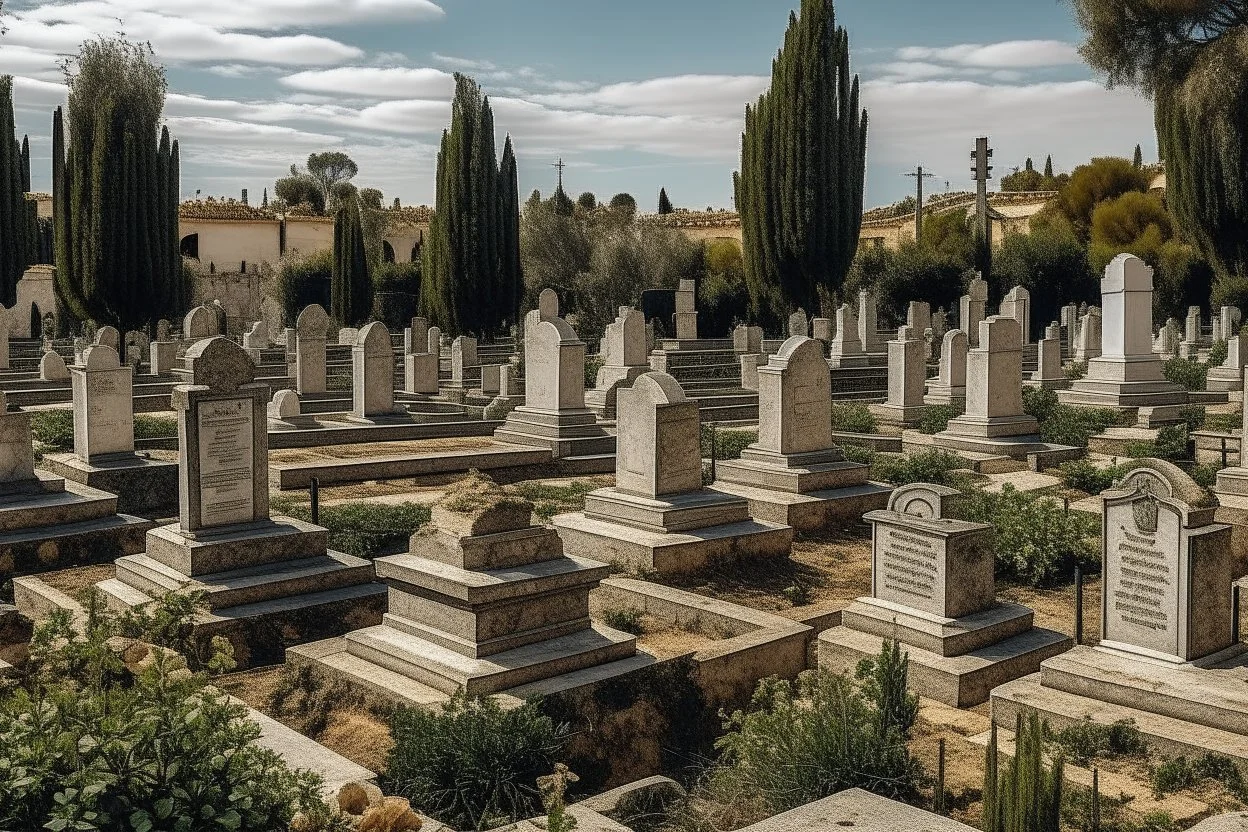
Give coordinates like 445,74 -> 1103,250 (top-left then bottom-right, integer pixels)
971,137 -> 994,274
552,157 -> 566,194
905,165 -> 937,245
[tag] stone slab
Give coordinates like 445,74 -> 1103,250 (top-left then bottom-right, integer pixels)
41,452 -> 179,517
709,480 -> 891,532
0,511 -> 151,578
239,699 -> 376,794
274,444 -> 552,490
144,517 -> 330,576
840,598 -> 1036,657
735,788 -> 976,832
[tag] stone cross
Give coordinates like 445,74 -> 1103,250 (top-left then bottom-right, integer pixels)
71,344 -> 133,461
174,337 -> 269,533
615,372 -> 702,499
294,304 -> 330,395
353,322 -> 398,419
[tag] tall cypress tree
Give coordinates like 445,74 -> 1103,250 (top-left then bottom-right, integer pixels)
658,187 -> 674,214
0,76 -> 31,307
332,194 -> 371,326
1133,143 -> 1143,169
734,0 -> 867,325
1044,155 -> 1054,178
55,36 -> 183,330
423,74 -> 521,337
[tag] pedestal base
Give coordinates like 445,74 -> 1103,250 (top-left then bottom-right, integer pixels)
1206,365 -> 1245,392
712,451 -> 889,532
493,408 -> 616,458
42,452 -> 179,516
869,403 -> 927,428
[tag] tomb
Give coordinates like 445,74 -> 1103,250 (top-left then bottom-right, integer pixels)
993,462 -> 1248,762
714,336 -> 890,530
405,325 -> 440,395
295,304 -> 330,396
819,483 -> 1071,706
554,372 -> 792,574
1027,323 -> 1068,390
1059,255 -> 1188,425
1074,307 -> 1102,362
39,350 -> 68,382
999,286 -> 1032,344
41,345 -> 179,516
1206,328 -> 1248,391
289,474 -> 640,702
924,329 -> 968,407
828,304 -> 867,368
350,322 -> 405,422
586,306 -> 649,419
960,276 -> 989,347
94,337 -> 386,668
183,305 -> 218,340
870,325 -> 927,427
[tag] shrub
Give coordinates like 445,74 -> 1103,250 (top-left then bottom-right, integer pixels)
1126,425 -> 1190,461
1204,411 -> 1242,433
829,403 -> 877,434
600,607 -> 644,635
1190,463 -> 1221,489
1177,405 -> 1206,432
30,409 -> 74,451
958,484 -> 1099,585
872,450 -> 964,486
384,691 -> 570,830
1058,459 -> 1124,495
511,480 -> 600,520
700,426 -> 757,461
584,353 -> 604,389
983,713 -> 1063,832
275,249 -> 333,324
1048,717 -> 1146,765
1022,386 -> 1060,423
712,647 -> 922,815
133,414 -> 176,439
1162,357 -> 1207,391
1065,360 -> 1088,381
917,404 -> 963,435
854,639 -> 918,739
1208,339 -> 1229,368
1040,405 -> 1123,447
279,500 -> 431,558
841,444 -> 876,465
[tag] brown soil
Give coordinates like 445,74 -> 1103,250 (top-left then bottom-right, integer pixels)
633,613 -> 720,659
1000,577 -> 1104,645
39,564 -> 115,597
269,437 -> 496,465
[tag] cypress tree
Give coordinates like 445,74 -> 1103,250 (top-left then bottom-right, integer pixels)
1025,157 -> 1034,173
1044,155 -> 1054,179
735,0 -> 867,325
332,195 -> 370,325
423,74 -> 521,336
658,187 -> 674,214
1133,143 -> 1143,169
0,76 -> 31,306
19,135 -> 30,193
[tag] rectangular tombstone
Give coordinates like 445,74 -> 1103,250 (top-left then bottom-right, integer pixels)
353,323 -> 396,418
615,374 -> 701,499
72,346 -> 134,461
1101,466 -> 1234,662
811,318 -> 834,344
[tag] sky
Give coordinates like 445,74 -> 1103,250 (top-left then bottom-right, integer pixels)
0,0 -> 1158,212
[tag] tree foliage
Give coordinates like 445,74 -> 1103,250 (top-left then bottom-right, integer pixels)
1044,156 -> 1151,242
273,171 -> 325,214
332,193 -> 371,326
306,151 -> 357,208
54,37 -> 185,330
992,218 -> 1095,339
657,187 -> 674,214
422,74 -> 522,336
982,713 -> 1063,832
608,192 -> 637,217
1,75 -> 35,306
735,0 -> 868,326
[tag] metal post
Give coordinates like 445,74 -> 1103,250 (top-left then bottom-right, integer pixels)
1075,565 -> 1084,646
1091,767 -> 1100,832
935,737 -> 946,814
310,477 -> 320,525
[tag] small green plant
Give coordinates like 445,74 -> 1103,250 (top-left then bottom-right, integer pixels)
133,414 -> 177,439
840,444 -> 876,465
1058,459 -> 1124,495
1023,386 -> 1060,422
1151,753 -> 1248,800
1126,425 -> 1190,461
1048,717 -> 1146,765
1065,360 -> 1088,381
829,403 -> 877,434
1162,357 -> 1208,391
384,690 -> 571,830
855,639 -> 918,739
958,485 -> 1099,586
1177,405 -> 1206,432
600,607 -> 645,635
917,403 -> 963,434
584,353 -> 604,389
1039,405 -> 1123,447
539,764 -> 580,832
29,409 -> 74,451
782,581 -> 811,607
512,480 -> 602,520
983,712 -> 1064,832
700,426 -> 757,461
1204,411 -> 1242,433
279,500 -> 431,558
1208,339 -> 1229,368
1190,463 -> 1221,488
871,450 -> 964,486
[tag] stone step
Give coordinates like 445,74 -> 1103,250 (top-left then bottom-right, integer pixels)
144,518 -> 331,577
344,621 -> 637,696
287,637 -> 449,708
376,552 -> 611,605
0,484 -> 118,532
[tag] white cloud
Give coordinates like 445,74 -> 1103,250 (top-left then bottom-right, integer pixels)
279,67 -> 455,100
527,75 -> 767,119
10,0 -> 444,31
896,40 -> 1081,69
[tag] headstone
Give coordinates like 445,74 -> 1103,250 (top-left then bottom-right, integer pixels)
924,329 -> 968,406
732,324 -> 764,355
150,339 -> 179,376
0,392 -> 36,485
1102,464 -> 1233,662
95,325 -> 121,354
183,305 -> 217,340
908,302 -> 932,360
338,327 -> 359,346
481,365 -> 501,396
39,350 -> 69,382
811,318 -> 834,345
352,322 -> 398,419
587,307 -> 650,418
999,286 -> 1032,344
1030,325 -> 1068,390
295,304 -> 330,395
1221,306 -> 1242,339
267,389 -> 301,422
872,325 -> 927,426
1061,304 -> 1079,354
174,337 -> 269,532
1074,307 -> 1102,362
538,287 -> 560,322
1213,318 -> 1223,344
1181,306 -> 1202,358
960,275 -> 989,347
1206,326 -> 1248,391
404,317 -> 429,355
674,279 -> 698,341
71,345 -> 133,461
156,319 -> 172,342
788,309 -> 810,339
242,321 -> 270,350
828,304 -> 866,368
616,373 -> 702,498
858,290 -> 884,354
451,336 -> 479,386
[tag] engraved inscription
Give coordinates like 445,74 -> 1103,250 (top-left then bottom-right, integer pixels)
878,526 -> 938,602
197,398 -> 254,527
1112,527 -> 1170,631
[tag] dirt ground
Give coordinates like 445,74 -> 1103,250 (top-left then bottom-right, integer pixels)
269,437 -> 496,465
39,564 -> 115,597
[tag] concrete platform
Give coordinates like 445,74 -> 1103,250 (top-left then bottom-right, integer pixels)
241,700 -> 376,794
818,622 -> 1072,708
734,788 -> 976,832
273,443 -> 554,489
41,452 -> 179,517
0,507 -> 152,577
709,480 -> 892,531
554,512 -> 794,575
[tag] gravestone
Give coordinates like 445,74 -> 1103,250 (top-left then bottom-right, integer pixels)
555,372 -> 792,573
72,345 -> 134,461
404,325 -> 439,395
1206,327 -> 1248,391
999,286 -> 1032,344
587,307 -> 650,419
674,279 -> 698,341
960,276 -> 989,347
858,290 -> 885,355
1029,323 -> 1068,390
450,336 -> 480,387
39,350 -> 69,382
267,389 -> 308,430
183,305 -> 217,340
93,336 -> 385,668
828,304 -> 867,368
871,325 -> 927,427
924,329 -> 968,407
811,317 -> 834,345
95,325 -> 121,354
403,317 -> 429,355
716,337 -> 888,530
295,304 -> 330,395
1059,254 -> 1186,422
788,309 -> 810,338
1180,306 -> 1202,359
732,324 -> 763,355
821,482 -> 1070,706
1075,307 -> 1102,362
1213,317 -> 1223,344
1061,304 -> 1079,354
352,322 -> 400,420
908,302 -> 932,359
242,320 -> 270,352
1221,306 -> 1242,340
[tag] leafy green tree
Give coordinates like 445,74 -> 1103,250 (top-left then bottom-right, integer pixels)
1088,190 -> 1173,274
992,218 -> 1095,339
576,191 -> 597,211
423,75 -> 522,335
1044,155 -> 1054,178
1072,0 -> 1248,283
306,150 -> 358,209
921,209 -> 976,265
332,193 -> 371,325
1,76 -> 34,306
1047,156 -> 1151,242
657,187 -> 674,214
273,169 -> 326,214
699,239 -> 750,336
499,137 -> 523,327
608,192 -> 637,217
847,242 -> 967,326
53,37 -> 184,329
735,0 -> 867,325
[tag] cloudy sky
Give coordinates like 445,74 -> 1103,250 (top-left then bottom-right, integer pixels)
1,0 -> 1156,211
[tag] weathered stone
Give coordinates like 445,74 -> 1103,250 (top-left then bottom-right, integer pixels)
39,350 -> 69,382
924,329 -> 968,407
353,322 -> 399,420
295,305 -> 330,395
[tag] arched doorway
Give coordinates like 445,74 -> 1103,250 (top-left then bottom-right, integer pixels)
180,233 -> 200,259
382,241 -> 396,263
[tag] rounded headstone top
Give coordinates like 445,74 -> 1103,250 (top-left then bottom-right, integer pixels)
631,371 -> 686,405
533,316 -> 580,345
967,276 -> 989,301
943,328 -> 968,348
184,305 -> 217,337
296,304 -> 330,334
39,350 -> 68,380
356,321 -> 392,354
538,288 -> 560,320
1116,459 -> 1211,508
1103,253 -> 1154,293
1005,285 -> 1030,301
887,483 -> 962,519
184,336 -> 256,391
82,344 -> 121,370
773,335 -> 825,368
270,389 -> 301,419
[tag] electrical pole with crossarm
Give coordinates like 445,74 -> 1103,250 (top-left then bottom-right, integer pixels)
905,165 -> 937,246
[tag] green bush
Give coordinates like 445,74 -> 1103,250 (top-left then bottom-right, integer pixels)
829,403 -> 877,434
275,249 -> 333,324
1178,405 -> 1206,432
872,450 -> 964,486
711,645 -> 922,814
1204,411 -> 1242,433
1208,339 -> 1229,368
600,607 -> 645,635
1190,463 -> 1221,489
958,485 -> 1099,585
584,353 -> 604,389
1022,386 -> 1060,422
916,403 -> 963,435
1058,459 -> 1124,495
30,409 -> 74,451
384,691 -> 570,830
1048,718 -> 1146,765
1148,753 -> 1248,800
1065,360 -> 1088,381
1040,405 -> 1123,447
133,414 -> 176,439
280,500 -> 431,558
840,444 -> 877,465
1162,357 -> 1208,391
1,601 -> 325,831
1126,425 -> 1190,461
701,426 -> 757,461
983,712 -> 1063,832
511,480 -> 600,520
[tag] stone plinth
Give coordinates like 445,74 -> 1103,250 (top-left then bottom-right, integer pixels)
870,325 -> 927,427
925,329 -> 968,407
586,307 -> 649,419
819,483 -> 1071,706
1207,334 -> 1248,391
828,304 -> 867,368
555,372 -> 792,574
714,337 -> 890,530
